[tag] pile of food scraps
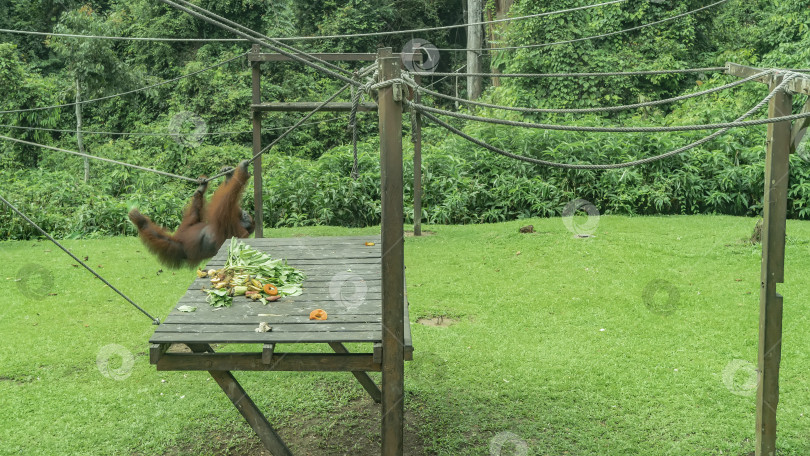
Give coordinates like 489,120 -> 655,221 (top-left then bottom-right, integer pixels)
200,238 -> 305,307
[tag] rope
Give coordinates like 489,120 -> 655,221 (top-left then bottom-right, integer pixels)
413,68 -> 730,78
424,64 -> 467,90
349,84 -> 361,180
435,0 -> 730,52
0,124 -> 243,136
281,0 -> 627,40
157,0 -> 362,88
0,135 -> 199,183
367,78 -> 411,92
204,80 -> 365,182
0,116 -> 346,136
0,53 -> 246,115
0,0 -> 626,42
171,0 -> 352,77
0,195 -> 160,325
0,27 -> 245,41
409,89 -> 810,133
413,73 -> 797,170
412,69 -> 773,114
204,64 -> 376,182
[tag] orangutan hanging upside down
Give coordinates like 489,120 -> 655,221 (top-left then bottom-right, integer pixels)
128,160 -> 255,268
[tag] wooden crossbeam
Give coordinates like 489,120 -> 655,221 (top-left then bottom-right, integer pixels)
726,62 -> 810,95
156,352 -> 381,372
251,102 -> 377,112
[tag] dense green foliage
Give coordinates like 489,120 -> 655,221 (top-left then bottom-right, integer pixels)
1,0 -> 810,239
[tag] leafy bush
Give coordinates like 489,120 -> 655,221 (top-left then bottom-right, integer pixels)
5,117 -> 810,241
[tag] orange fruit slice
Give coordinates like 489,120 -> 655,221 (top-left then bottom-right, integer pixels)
263,284 -> 278,296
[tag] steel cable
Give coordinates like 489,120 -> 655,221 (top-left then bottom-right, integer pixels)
412,74 -> 797,170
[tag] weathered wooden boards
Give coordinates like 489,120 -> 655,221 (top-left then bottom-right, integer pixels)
148,236 -> 413,354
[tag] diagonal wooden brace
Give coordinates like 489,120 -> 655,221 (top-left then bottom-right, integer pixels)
790,99 -> 810,154
188,344 -> 292,456
329,342 -> 382,403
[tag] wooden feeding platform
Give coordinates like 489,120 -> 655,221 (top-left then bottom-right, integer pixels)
148,235 -> 412,455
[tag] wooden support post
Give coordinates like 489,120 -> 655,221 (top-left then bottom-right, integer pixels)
377,47 -> 405,456
373,342 -> 383,364
251,44 -> 264,238
189,344 -> 291,456
466,0 -> 483,100
413,73 -> 423,237
149,343 -> 169,365
755,75 -> 792,456
75,78 -> 88,182
262,343 -> 275,364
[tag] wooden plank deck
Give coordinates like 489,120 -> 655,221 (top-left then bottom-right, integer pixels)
149,235 -> 413,355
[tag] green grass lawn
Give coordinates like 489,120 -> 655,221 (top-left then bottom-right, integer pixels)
1,215 -> 809,455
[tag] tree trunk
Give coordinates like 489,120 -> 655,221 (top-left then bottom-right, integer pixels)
487,0 -> 514,87
75,78 -> 88,182
466,0 -> 483,100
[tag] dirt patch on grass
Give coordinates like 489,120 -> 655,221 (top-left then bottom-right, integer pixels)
416,315 -> 457,327
159,395 -> 425,456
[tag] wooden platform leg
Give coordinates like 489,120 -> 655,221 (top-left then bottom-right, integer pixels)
328,342 -> 382,403
378,47 -> 406,456
189,344 -> 292,456
756,76 -> 792,456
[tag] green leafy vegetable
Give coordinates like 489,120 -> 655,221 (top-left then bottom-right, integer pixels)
205,288 -> 232,307
202,239 -> 306,307
224,237 -> 306,298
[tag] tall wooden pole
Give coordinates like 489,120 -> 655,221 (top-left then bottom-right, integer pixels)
413,73 -> 423,237
377,47 -> 405,456
466,0 -> 483,100
251,44 -> 264,238
755,75 -> 792,456
75,78 -> 88,182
